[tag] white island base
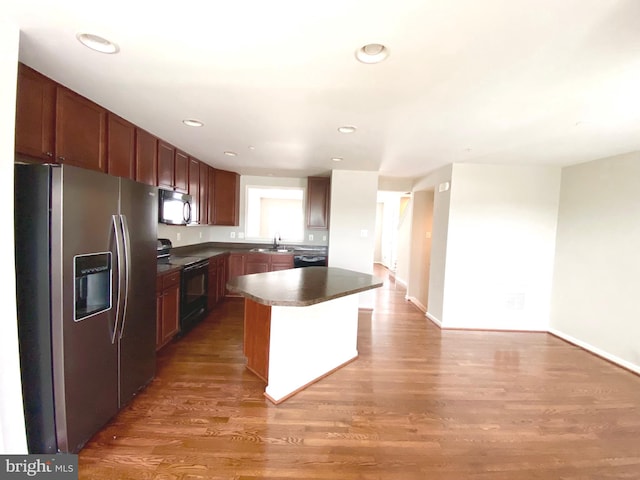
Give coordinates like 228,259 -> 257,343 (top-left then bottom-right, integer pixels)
244,294 -> 360,404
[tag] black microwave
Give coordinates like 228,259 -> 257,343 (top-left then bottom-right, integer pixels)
158,189 -> 192,225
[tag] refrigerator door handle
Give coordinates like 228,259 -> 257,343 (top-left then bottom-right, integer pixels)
119,214 -> 132,338
111,214 -> 124,344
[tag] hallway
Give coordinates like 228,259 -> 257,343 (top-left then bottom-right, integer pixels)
79,265 -> 640,479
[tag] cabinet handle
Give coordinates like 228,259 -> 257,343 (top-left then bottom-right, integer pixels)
45,152 -> 53,157
58,156 -> 65,162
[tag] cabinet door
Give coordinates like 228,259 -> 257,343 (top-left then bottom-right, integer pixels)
135,128 -> 158,186
207,265 -> 218,311
216,255 -> 228,302
174,150 -> 189,193
307,176 -> 330,229
107,113 -> 135,179
55,87 -> 107,172
157,141 -> 175,190
207,167 -> 216,225
15,63 -> 56,161
199,162 -> 209,225
228,253 -> 245,281
161,284 -> 180,346
188,157 -> 200,223
270,254 -> 294,271
155,291 -> 163,350
245,253 -> 270,274
213,169 -> 240,226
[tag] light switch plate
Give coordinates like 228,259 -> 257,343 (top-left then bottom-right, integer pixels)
308,234 -> 314,241
230,232 -> 236,239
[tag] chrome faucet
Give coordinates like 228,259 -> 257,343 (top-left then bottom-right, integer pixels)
273,233 -> 281,249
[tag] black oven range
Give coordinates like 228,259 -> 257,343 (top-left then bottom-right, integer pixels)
157,239 -> 209,334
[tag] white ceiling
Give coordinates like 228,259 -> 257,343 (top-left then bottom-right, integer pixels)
6,0 -> 640,179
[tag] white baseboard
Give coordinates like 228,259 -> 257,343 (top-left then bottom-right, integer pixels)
549,328 -> 640,376
406,296 -> 426,313
395,277 -> 407,289
426,312 -> 442,328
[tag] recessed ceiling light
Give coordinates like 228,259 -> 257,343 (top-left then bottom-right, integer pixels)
224,151 -> 237,157
182,119 -> 204,127
338,126 -> 357,134
248,146 -> 256,150
76,33 -> 119,54
355,43 -> 389,64
331,157 -> 343,162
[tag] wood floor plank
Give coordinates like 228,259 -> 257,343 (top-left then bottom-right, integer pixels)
79,265 -> 640,479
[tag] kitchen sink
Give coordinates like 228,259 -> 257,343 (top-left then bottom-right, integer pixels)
250,247 -> 295,253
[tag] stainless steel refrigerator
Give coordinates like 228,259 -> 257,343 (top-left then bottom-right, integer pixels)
14,163 -> 157,453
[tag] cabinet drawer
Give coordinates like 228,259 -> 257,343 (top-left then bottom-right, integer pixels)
162,270 -> 181,289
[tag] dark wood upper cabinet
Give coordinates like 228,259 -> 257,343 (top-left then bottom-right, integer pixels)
55,87 -> 107,172
188,157 -> 200,223
307,176 -> 330,229
208,167 -> 216,225
174,150 -> 189,193
107,113 -> 135,179
15,63 -> 56,161
199,162 -> 209,225
15,63 -> 242,195
135,128 -> 158,187
213,169 -> 240,226
157,141 -> 175,191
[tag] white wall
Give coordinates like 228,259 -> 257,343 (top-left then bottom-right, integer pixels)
441,164 -> 561,330
376,192 -> 400,270
406,189 -> 434,312
328,170 -> 378,308
374,202 -> 383,263
1,21 -> 28,454
394,198 -> 412,287
413,164 -> 453,324
550,152 -> 640,373
158,175 -> 330,247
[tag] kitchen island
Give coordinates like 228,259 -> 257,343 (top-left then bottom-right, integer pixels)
227,266 -> 383,403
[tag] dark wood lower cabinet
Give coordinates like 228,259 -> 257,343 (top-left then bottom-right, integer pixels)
226,252 -> 294,297
208,254 -> 229,311
245,253 -> 270,274
270,254 -> 294,271
156,270 -> 180,351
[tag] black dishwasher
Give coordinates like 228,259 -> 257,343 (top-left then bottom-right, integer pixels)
293,255 -> 328,268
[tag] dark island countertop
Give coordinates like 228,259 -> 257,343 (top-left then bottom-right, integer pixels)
226,266 -> 383,307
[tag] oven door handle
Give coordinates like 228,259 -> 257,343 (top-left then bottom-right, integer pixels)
183,261 -> 208,272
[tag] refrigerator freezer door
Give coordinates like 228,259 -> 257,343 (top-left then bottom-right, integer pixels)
118,177 -> 157,406
51,165 -> 121,453
15,164 -> 57,453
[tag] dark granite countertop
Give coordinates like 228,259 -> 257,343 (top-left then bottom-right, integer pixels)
157,242 -> 329,275
226,266 -> 382,307
171,242 -> 327,258
157,263 -> 182,275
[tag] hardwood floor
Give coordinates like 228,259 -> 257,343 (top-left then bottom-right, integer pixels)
79,265 -> 640,479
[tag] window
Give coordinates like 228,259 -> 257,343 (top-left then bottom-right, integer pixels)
245,187 -> 304,242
